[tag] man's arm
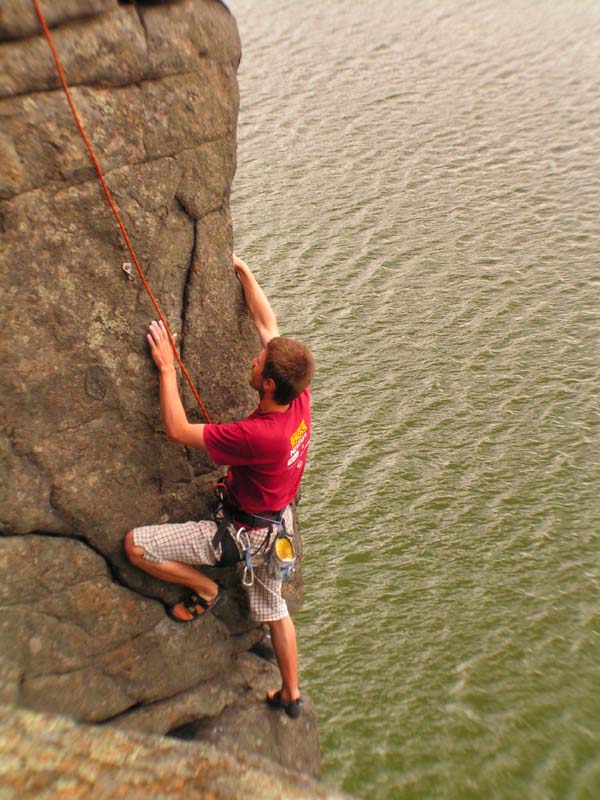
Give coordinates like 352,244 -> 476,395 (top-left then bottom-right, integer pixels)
233,254 -> 280,345
147,320 -> 206,449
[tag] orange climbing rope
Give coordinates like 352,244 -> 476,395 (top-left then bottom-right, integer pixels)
32,0 -> 212,424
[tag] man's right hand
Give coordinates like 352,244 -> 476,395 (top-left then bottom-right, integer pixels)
232,253 -> 280,345
233,253 -> 250,280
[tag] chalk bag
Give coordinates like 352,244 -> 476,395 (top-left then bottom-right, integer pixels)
267,526 -> 296,582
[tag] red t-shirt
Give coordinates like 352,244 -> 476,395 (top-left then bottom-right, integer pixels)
203,388 -> 311,513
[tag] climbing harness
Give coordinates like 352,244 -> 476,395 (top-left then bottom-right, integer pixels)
31,0 -> 211,423
211,478 -> 296,584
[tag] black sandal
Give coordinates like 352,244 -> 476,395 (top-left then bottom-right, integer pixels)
167,587 -> 226,623
266,689 -> 303,719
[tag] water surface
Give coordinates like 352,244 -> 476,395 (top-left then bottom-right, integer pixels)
226,1 -> 600,797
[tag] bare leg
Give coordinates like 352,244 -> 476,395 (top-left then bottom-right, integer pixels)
267,615 -> 300,702
124,530 -> 218,621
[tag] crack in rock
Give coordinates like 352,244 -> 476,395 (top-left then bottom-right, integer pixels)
175,196 -> 197,361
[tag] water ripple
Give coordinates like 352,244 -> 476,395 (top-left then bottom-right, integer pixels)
228,0 -> 600,796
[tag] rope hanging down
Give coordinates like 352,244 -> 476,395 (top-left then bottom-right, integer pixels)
32,0 -> 212,424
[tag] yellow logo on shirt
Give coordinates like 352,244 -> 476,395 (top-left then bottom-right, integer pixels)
290,419 -> 307,449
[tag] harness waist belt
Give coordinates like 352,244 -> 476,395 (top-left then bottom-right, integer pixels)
224,502 -> 284,528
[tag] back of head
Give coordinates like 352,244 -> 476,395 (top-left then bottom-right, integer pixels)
263,337 -> 315,405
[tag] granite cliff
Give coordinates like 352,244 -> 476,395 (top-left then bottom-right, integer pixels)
0,1 -> 333,795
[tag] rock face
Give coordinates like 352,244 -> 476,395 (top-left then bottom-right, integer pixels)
1,0 -> 249,546
0,705 -> 350,799
0,0 -> 311,787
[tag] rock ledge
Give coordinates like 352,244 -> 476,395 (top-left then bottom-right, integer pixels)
0,704 -> 350,799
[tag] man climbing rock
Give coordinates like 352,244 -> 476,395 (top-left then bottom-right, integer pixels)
124,254 -> 314,719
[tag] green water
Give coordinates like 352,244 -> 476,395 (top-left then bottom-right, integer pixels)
226,1 -> 600,796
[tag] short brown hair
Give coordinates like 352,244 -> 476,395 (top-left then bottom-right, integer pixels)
263,337 -> 314,404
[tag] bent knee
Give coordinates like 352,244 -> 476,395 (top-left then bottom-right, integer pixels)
124,530 -> 144,562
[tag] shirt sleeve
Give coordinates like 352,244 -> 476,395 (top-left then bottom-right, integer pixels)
203,420 -> 255,466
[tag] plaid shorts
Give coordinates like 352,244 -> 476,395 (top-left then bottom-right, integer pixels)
132,506 -> 293,623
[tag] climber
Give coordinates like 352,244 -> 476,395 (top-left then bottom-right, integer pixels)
124,253 -> 314,719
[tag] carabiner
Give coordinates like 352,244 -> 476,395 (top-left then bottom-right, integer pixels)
236,527 -> 254,587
